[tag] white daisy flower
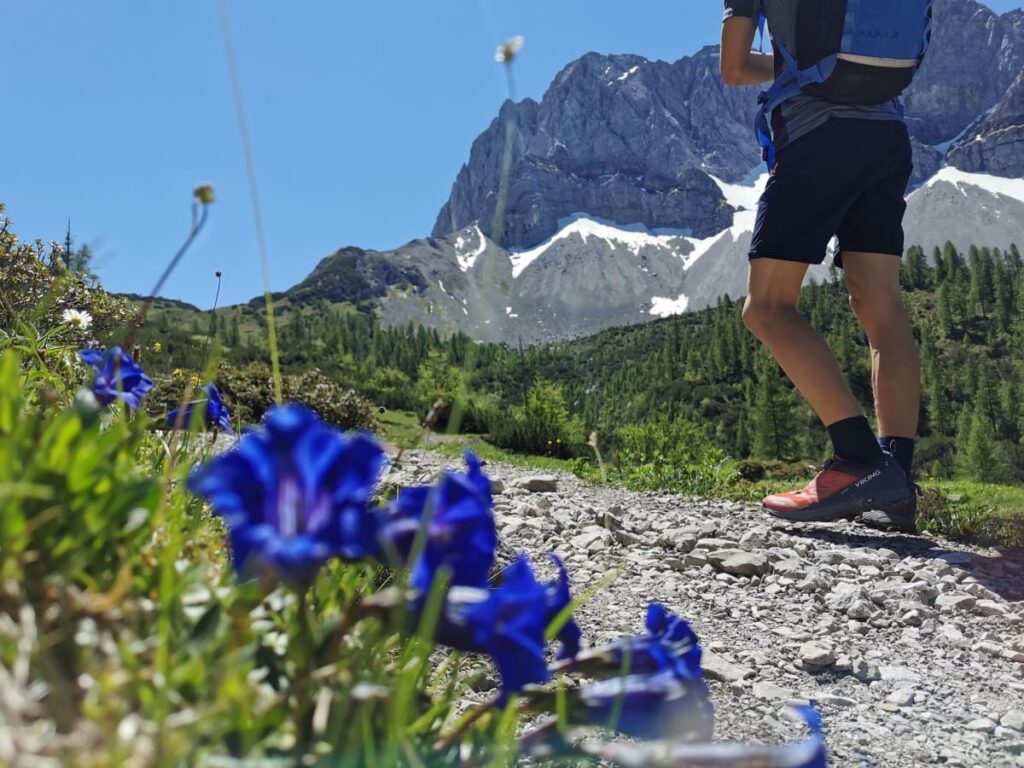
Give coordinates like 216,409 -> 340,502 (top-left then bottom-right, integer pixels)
62,309 -> 93,330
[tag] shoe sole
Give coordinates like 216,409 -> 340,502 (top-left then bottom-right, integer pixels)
763,486 -> 913,525
857,496 -> 918,533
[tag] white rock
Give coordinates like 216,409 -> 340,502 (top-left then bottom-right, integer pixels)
887,688 -> 917,706
800,641 -> 835,667
516,475 -> 558,493
965,717 -> 996,733
752,681 -> 792,701
708,549 -> 769,577
702,650 -> 755,683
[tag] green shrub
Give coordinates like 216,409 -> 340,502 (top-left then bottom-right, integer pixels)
486,378 -> 586,457
212,362 -> 375,431
608,415 -> 737,497
0,204 -> 131,343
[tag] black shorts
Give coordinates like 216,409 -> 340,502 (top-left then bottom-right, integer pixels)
749,118 -> 913,267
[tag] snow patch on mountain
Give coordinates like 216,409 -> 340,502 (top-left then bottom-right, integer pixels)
676,173 -> 768,270
650,293 -> 690,318
453,225 -> 488,272
508,214 -> 693,279
922,167 -> 1024,204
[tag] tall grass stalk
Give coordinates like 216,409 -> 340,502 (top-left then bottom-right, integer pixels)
217,0 -> 283,404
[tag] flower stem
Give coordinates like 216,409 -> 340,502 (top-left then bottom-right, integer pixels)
217,0 -> 283,404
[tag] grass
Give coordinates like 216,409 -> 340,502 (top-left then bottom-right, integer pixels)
917,480 -> 1024,548
377,410 -> 584,474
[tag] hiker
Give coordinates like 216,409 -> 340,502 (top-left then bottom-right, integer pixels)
720,0 -> 933,532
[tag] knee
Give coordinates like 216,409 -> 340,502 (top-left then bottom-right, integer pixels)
848,291 -> 905,335
743,298 -> 788,338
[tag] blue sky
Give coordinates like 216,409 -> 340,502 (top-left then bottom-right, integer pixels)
2,1 -> 1021,308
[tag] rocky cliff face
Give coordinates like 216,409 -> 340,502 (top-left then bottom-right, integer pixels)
904,2 -> 1024,146
948,72 -> 1024,177
433,0 -> 1024,249
432,49 -> 756,250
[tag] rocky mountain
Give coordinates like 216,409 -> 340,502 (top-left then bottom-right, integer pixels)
433,0 -> 1024,249
269,0 -> 1024,345
292,168 -> 1023,345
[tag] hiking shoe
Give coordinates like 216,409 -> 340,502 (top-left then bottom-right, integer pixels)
763,455 -> 913,524
858,487 -> 918,533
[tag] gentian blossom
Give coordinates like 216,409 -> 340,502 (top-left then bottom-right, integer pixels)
432,555 -> 551,698
545,555 -> 582,660
577,603 -> 703,682
407,452 -> 497,592
577,669 -> 714,742
79,346 -> 153,409
583,705 -> 826,766
186,405 -> 387,584
166,383 -> 233,433
375,485 -> 431,563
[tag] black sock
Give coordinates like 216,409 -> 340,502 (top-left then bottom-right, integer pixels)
879,436 -> 915,480
827,416 -> 883,465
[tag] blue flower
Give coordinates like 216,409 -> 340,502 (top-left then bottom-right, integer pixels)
186,405 -> 387,583
166,383 -> 233,433
408,452 -> 497,591
432,555 -> 551,697
375,485 -> 431,563
579,603 -> 703,682
545,555 -> 582,661
578,669 -> 714,741
79,346 -> 153,409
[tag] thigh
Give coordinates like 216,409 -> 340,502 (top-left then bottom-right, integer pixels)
749,121 -> 855,266
837,123 -> 913,262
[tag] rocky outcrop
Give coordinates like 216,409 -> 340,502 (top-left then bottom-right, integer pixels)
433,50 -> 751,249
949,72 -> 1024,177
432,0 -> 1024,252
903,0 -> 1024,146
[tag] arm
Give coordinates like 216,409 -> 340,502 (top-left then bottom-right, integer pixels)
720,17 -> 775,87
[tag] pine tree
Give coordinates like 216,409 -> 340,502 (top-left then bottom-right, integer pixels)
959,408 -> 1006,483
751,355 -> 798,461
933,245 -> 947,283
937,283 -> 954,338
943,241 -> 963,280
904,245 -> 928,290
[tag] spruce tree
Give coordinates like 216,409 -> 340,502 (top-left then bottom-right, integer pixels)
751,355 -> 798,461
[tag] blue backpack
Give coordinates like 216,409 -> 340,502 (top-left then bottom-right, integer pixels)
755,0 -> 933,170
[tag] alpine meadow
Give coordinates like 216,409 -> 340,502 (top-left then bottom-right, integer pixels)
2,0 -> 1024,766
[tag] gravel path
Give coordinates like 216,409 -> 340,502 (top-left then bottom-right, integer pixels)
389,448 -> 1024,768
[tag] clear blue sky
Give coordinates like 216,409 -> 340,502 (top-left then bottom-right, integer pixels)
2,1 -> 1020,308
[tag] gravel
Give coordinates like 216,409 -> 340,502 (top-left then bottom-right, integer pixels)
387,448 -> 1024,768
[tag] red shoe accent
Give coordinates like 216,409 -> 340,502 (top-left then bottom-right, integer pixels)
763,461 -> 862,512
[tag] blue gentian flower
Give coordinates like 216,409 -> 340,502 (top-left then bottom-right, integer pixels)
578,669 -> 714,741
186,405 -> 387,583
581,705 -> 826,765
581,603 -> 703,682
408,452 -> 497,591
375,485 -> 431,563
79,346 -> 153,409
166,383 -> 233,433
432,555 -> 551,698
545,555 -> 582,661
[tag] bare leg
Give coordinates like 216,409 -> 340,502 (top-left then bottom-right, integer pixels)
842,251 -> 921,439
743,259 -> 863,427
